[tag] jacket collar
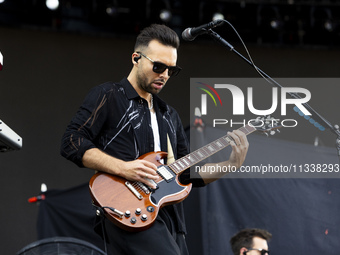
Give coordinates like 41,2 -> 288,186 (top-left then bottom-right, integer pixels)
120,77 -> 168,112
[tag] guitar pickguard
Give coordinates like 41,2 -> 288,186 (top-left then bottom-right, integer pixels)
150,179 -> 186,206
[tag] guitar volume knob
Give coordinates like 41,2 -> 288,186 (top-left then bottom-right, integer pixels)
141,214 -> 148,221
135,208 -> 141,215
130,217 -> 137,224
125,210 -> 131,217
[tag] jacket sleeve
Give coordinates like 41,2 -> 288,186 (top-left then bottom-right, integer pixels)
60,84 -> 110,167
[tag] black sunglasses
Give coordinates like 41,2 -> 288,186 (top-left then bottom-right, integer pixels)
136,51 -> 182,77
246,248 -> 270,255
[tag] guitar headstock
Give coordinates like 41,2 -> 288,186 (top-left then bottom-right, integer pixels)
249,115 -> 282,136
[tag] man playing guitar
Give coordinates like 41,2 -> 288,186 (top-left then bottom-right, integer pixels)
61,24 -> 249,255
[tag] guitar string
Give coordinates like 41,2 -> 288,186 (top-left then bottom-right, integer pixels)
167,124 -> 257,174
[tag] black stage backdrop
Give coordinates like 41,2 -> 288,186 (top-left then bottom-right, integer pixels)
36,184 -> 105,252
2,26 -> 340,254
35,125 -> 340,255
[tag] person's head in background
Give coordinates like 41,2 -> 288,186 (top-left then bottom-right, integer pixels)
230,228 -> 272,255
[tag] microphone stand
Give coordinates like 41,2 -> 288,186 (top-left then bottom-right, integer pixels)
207,29 -> 340,157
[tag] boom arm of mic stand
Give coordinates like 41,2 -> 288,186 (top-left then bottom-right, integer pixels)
207,29 -> 340,156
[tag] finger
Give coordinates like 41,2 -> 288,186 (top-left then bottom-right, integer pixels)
137,171 -> 158,189
136,165 -> 159,180
141,171 -> 157,180
233,130 -> 248,146
139,159 -> 158,171
134,160 -> 158,177
228,131 -> 241,146
141,171 -> 158,181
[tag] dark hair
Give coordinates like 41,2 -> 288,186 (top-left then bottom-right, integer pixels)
134,24 -> 180,51
230,228 -> 272,255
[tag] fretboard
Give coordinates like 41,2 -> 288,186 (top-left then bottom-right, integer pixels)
168,124 -> 256,174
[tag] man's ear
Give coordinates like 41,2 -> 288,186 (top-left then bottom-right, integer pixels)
240,247 -> 248,255
133,52 -> 141,63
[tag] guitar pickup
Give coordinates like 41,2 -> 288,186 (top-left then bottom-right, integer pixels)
157,165 -> 174,183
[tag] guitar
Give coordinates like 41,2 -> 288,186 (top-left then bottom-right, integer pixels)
89,116 -> 280,232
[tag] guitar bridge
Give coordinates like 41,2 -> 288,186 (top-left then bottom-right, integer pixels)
157,165 -> 174,182
136,181 -> 151,194
125,181 -> 142,200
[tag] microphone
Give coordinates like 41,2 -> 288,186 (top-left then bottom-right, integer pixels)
182,19 -> 224,41
0,51 -> 3,71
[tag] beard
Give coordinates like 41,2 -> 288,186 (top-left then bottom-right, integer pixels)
136,68 -> 165,95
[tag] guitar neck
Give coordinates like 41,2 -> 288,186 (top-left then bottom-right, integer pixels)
168,124 -> 256,175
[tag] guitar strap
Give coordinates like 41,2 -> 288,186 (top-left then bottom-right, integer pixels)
166,134 -> 175,164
